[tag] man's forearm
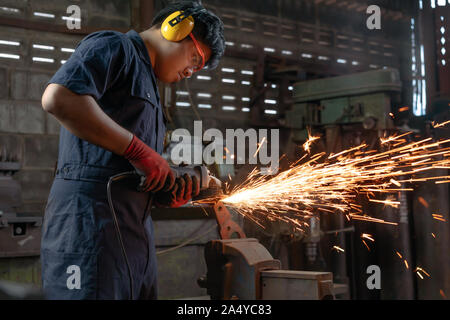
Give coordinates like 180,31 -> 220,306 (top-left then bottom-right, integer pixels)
42,84 -> 133,156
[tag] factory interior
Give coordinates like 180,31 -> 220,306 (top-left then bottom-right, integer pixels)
0,0 -> 449,301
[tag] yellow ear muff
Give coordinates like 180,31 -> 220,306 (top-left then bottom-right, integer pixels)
161,11 -> 195,42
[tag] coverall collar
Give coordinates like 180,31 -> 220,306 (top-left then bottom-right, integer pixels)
126,30 -> 151,66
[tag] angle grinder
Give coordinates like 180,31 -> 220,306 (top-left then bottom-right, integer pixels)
135,165 -> 223,199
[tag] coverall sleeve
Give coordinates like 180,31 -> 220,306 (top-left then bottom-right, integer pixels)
48,31 -> 129,100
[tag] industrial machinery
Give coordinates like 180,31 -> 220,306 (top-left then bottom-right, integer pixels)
282,67 -> 417,299
0,160 -> 42,261
198,202 -> 336,300
0,159 -> 43,297
286,68 -> 402,141
217,69 -> 404,300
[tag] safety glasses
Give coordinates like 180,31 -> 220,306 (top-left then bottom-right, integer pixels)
189,33 -> 205,72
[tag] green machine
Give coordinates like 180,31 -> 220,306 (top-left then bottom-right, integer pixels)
286,68 -> 402,140
283,69 -> 403,294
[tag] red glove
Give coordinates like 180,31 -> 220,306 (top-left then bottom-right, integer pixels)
154,174 -> 200,208
123,135 -> 175,192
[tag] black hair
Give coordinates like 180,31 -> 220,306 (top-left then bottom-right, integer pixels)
151,0 -> 225,70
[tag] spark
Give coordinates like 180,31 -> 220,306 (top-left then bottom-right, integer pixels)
398,106 -> 410,112
196,129 -> 450,233
361,239 -> 370,251
440,289 -> 447,299
433,120 -> 450,128
418,197 -> 429,208
380,132 -> 412,145
404,260 -> 409,269
362,188 -> 413,192
396,251 -> 403,259
415,267 -> 430,278
328,144 -> 367,159
431,233 -> 436,238
433,216 -> 447,222
333,245 -> 345,253
303,129 -> 320,153
253,137 -> 267,158
369,199 -> 401,208
200,206 -> 209,217
361,233 -> 375,242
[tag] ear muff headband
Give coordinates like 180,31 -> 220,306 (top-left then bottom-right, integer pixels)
161,11 -> 195,42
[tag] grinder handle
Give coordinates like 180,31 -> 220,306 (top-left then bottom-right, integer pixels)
135,165 -> 211,192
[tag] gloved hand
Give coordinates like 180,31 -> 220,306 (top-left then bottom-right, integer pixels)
123,135 -> 175,192
154,174 -> 200,208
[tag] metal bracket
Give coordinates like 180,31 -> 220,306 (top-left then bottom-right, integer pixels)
213,201 -> 246,240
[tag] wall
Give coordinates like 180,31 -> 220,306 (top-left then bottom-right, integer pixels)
0,0 -> 131,215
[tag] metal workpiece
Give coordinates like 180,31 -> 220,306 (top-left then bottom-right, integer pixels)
213,202 -> 246,240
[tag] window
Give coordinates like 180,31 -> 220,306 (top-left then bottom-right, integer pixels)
222,106 -> 236,111
411,18 -> 427,116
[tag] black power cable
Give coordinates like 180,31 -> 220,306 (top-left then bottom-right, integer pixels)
107,171 -> 136,300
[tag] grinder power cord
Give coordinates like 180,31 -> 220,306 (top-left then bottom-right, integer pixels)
107,162 -> 222,299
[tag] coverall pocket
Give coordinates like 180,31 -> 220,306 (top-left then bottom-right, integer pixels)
129,85 -> 159,147
41,249 -> 97,300
130,74 -> 158,106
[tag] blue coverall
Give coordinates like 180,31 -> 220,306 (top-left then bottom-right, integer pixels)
40,30 -> 166,299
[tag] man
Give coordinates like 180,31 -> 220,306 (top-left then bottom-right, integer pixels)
40,1 -> 225,299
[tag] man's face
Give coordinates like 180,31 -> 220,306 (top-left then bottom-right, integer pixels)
155,35 -> 212,84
